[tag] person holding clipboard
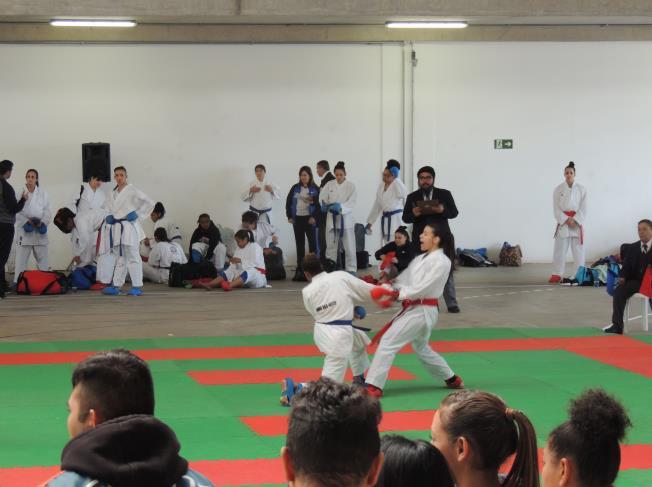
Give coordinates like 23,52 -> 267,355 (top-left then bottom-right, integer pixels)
402,165 -> 460,313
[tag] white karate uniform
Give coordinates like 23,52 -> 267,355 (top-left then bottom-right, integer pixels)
96,184 -> 154,288
365,249 -> 456,390
302,271 -> 375,383
142,241 -> 187,283
141,216 -> 183,258
552,182 -> 587,277
320,179 -> 357,272
71,208 -> 108,267
67,182 -> 106,214
223,242 -> 267,288
367,179 -> 407,245
14,186 -> 52,281
242,179 -> 280,224
240,222 -> 276,249
192,240 -> 228,271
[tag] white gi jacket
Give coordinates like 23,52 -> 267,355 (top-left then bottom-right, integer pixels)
553,182 -> 587,240
319,179 -> 357,231
149,241 -> 187,268
99,184 -> 154,254
242,180 -> 281,212
15,186 -> 52,246
72,208 -> 108,266
67,183 -> 106,214
394,248 -> 451,301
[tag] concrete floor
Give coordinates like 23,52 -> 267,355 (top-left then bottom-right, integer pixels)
0,264 -> 647,342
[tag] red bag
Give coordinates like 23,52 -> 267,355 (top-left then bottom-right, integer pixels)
639,266 -> 652,299
16,271 -> 69,296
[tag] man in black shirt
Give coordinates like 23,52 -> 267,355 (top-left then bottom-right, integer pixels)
0,160 -> 27,298
604,219 -> 652,335
403,165 -> 460,312
315,160 -> 335,264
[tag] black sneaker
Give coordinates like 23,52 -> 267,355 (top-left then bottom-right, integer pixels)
448,306 -> 460,313
292,269 -> 307,282
602,324 -> 623,335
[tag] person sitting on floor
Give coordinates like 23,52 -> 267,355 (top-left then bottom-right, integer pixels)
542,388 -> 631,487
603,218 -> 652,335
44,349 -> 213,487
373,226 -> 415,282
142,227 -> 187,283
189,213 -> 227,272
281,377 -> 384,487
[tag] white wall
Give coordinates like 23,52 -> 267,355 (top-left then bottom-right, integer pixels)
413,42 -> 652,262
0,44 -> 403,269
1,42 -> 651,269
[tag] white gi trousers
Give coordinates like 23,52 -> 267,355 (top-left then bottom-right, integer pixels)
98,245 -> 143,287
315,323 -> 370,383
13,244 -> 48,281
325,227 -> 356,273
192,241 -> 227,271
552,236 -> 585,277
223,267 -> 267,289
142,264 -> 169,283
365,306 -> 454,390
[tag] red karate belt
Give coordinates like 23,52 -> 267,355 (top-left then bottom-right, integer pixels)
256,267 -> 267,275
555,210 -> 583,244
370,298 -> 439,347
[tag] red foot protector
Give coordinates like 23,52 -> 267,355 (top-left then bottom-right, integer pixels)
221,280 -> 232,292
371,285 -> 399,308
189,366 -> 416,385
379,251 -> 396,270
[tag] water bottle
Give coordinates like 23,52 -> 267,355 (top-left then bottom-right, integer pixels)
593,279 -> 600,288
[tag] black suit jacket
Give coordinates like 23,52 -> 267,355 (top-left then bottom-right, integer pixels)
319,172 -> 335,189
317,172 -> 335,224
402,186 -> 458,245
620,241 -> 652,281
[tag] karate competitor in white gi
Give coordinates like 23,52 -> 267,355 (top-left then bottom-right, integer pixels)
97,166 -> 155,296
366,160 -> 407,246
197,229 -> 267,291
550,161 -> 587,284
13,169 -> 52,282
319,161 -> 357,273
240,211 -> 278,249
365,223 -> 464,398
142,227 -> 187,283
241,164 -> 280,224
280,253 -> 373,405
54,207 -> 107,268
141,202 -> 183,259
66,175 -> 105,214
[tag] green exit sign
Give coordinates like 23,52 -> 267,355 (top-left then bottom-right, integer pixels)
494,139 -> 513,149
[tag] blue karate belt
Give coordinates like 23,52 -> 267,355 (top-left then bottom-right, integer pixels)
381,209 -> 403,242
325,319 -> 371,332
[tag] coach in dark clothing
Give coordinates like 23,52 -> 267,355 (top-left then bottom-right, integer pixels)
403,165 -> 460,312
315,160 -> 335,263
604,219 -> 652,335
0,160 -> 27,298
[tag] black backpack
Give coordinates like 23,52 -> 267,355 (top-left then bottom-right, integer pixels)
457,249 -> 497,267
168,261 -> 218,287
264,246 -> 286,280
354,223 -> 370,269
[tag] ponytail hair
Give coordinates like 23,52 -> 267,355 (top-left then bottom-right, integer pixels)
439,390 -> 539,487
548,388 -> 631,487
565,161 -> 576,173
395,226 -> 410,242
334,161 -> 346,174
235,229 -> 254,244
26,169 -> 39,187
153,202 -> 166,218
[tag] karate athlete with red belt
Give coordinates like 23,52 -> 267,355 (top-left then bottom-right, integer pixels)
365,223 -> 464,398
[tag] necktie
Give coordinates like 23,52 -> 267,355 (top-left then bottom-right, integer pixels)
644,243 -> 648,254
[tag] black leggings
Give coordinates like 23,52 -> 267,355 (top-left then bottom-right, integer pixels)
0,223 -> 15,292
293,215 -> 318,268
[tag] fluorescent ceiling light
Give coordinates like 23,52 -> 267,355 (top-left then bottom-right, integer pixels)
386,21 -> 468,29
50,20 -> 137,28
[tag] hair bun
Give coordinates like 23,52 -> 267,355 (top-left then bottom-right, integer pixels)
397,226 -> 407,231
568,161 -> 575,168
335,161 -> 346,170
569,389 -> 631,443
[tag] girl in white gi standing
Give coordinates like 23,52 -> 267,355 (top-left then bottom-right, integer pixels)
13,169 -> 52,282
197,229 -> 267,291
550,161 -> 587,284
241,164 -> 280,224
365,223 -> 464,398
67,175 -> 105,214
366,160 -> 407,246
98,166 -> 154,296
320,161 -> 357,273
142,227 -> 187,283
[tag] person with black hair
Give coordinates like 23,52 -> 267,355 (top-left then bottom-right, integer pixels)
374,226 -> 415,281
0,160 -> 27,298
96,166 -> 155,296
286,166 -> 320,281
66,174 -> 105,215
542,388 -> 631,487
142,227 -> 187,283
365,223 -> 463,398
402,165 -> 460,313
320,161 -> 358,273
13,169 -> 52,285
241,164 -> 280,224
281,377 -> 384,487
141,202 -> 183,259
54,205 -> 107,269
550,161 -> 587,284
376,435 -> 454,487
193,229 -> 266,291
366,159 -> 407,246
603,219 -> 652,334
431,390 -> 540,487
315,160 -> 335,264
241,210 -> 279,249
189,213 -> 227,271
44,349 -> 213,486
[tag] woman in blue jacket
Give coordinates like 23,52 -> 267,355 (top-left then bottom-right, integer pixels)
286,166 -> 320,281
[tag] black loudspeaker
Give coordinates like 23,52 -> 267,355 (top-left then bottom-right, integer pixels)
82,143 -> 111,182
